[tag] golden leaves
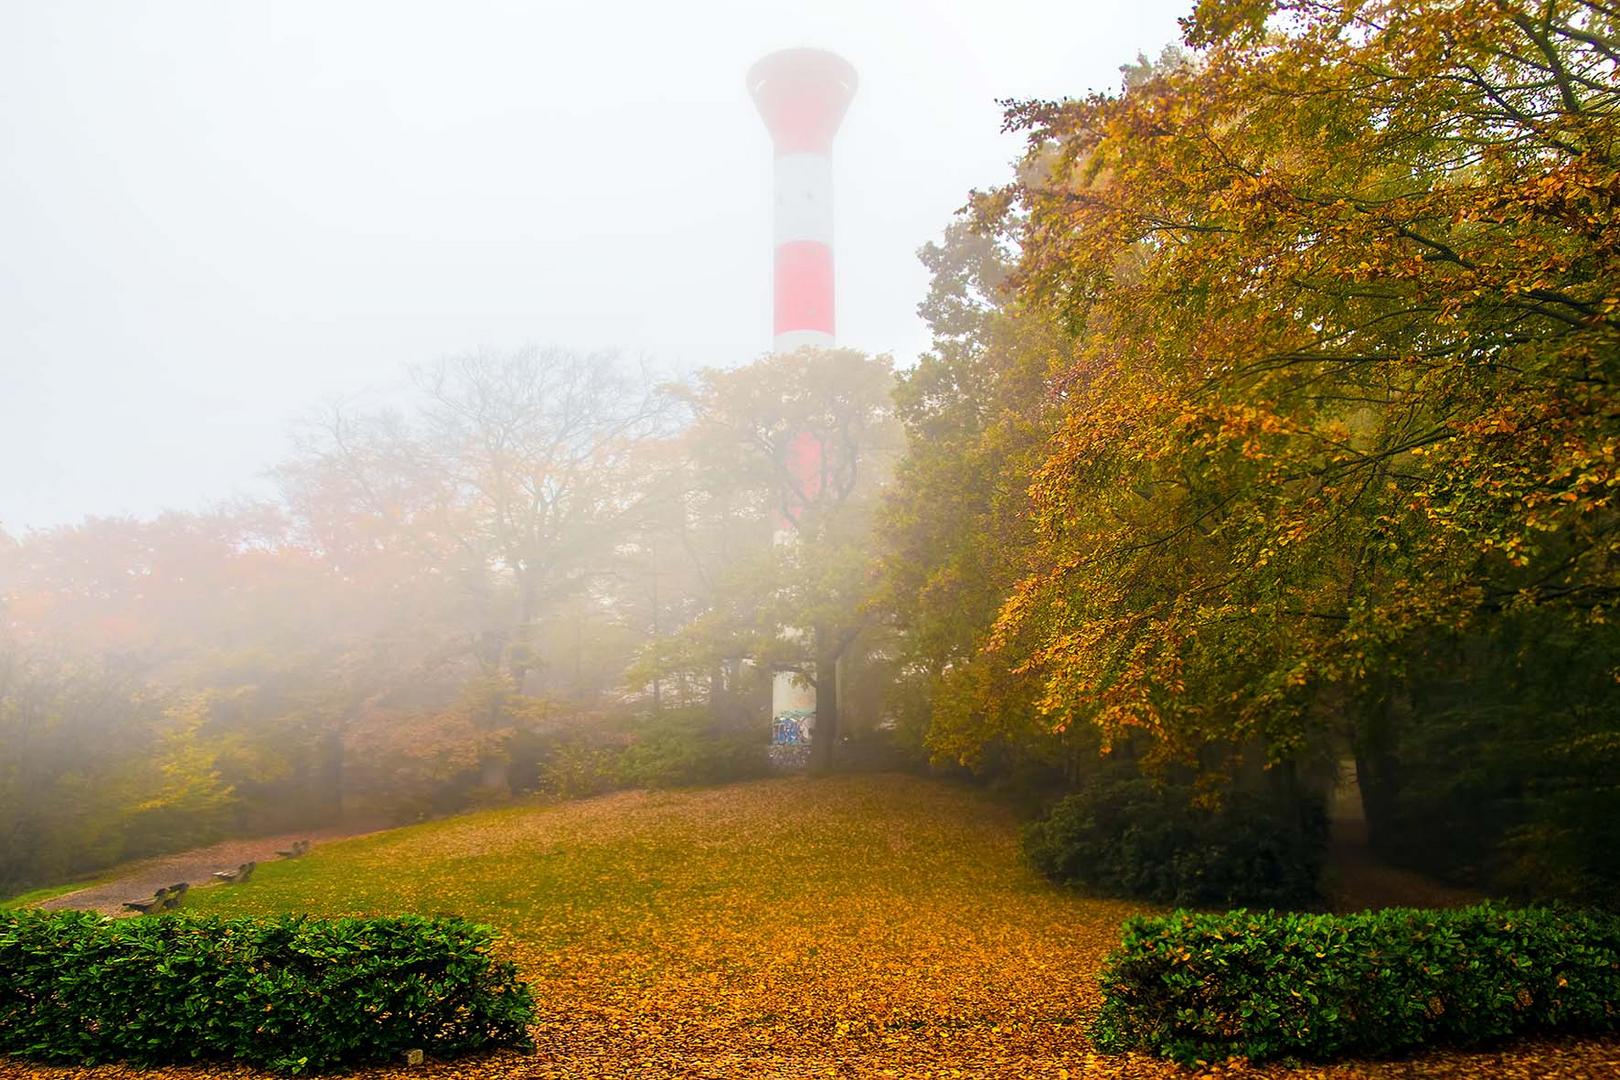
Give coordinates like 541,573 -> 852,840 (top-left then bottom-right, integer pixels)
7,775 -> 1618,1078
964,0 -> 1620,762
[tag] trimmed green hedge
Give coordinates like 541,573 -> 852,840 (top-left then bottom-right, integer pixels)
1092,904 -> 1620,1065
0,910 -> 535,1073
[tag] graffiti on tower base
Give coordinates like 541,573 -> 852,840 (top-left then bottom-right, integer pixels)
770,708 -> 815,769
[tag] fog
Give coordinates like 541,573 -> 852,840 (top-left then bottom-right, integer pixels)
0,0 -> 1186,530
5,8 -> 1618,1071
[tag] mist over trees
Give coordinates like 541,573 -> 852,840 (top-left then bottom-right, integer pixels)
0,346 -> 900,893
4,0 -> 1617,916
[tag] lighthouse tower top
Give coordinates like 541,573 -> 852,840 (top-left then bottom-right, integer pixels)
747,49 -> 858,156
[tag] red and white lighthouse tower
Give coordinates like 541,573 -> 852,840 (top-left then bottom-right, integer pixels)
749,48 -> 857,352
748,48 -> 857,763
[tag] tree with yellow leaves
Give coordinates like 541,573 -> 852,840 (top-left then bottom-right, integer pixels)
882,0 -> 1620,900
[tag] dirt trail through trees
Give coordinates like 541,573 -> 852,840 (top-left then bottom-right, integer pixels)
1324,819 -> 1480,913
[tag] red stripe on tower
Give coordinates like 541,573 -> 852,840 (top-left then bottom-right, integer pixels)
773,241 -> 834,339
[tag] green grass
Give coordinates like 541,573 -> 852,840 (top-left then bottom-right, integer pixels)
179,773 -> 1094,934
1,880 -> 99,910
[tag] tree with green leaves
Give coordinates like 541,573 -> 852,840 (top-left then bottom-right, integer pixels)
653,348 -> 902,770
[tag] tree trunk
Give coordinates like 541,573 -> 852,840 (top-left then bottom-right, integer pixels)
707,665 -> 722,718
509,562 -> 541,692
811,629 -> 839,773
322,723 -> 347,824
1354,687 -> 1405,856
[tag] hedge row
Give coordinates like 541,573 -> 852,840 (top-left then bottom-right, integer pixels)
0,910 -> 535,1074
1092,904 -> 1620,1065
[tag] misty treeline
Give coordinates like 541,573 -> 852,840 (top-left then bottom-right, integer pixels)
5,0 -> 1619,908
0,347 -> 902,892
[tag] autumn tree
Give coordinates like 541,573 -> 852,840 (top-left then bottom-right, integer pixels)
0,640 -> 239,894
615,432 -> 773,719
871,216 -> 1076,773
652,348 -> 902,770
866,0 -> 1620,898
280,347 -> 671,696
957,0 -> 1618,763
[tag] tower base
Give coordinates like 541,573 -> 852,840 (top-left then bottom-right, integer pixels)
770,670 -> 815,771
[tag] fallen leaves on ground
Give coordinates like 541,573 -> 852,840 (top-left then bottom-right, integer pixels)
3,776 -> 1616,1079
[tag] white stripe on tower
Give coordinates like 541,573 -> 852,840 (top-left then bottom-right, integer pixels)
774,153 -> 833,248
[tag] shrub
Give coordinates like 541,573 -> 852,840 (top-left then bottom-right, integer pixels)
1092,904 -> 1620,1065
0,910 -> 534,1074
535,734 -> 629,799
518,711 -> 770,800
617,711 -> 770,789
1024,775 -> 1326,907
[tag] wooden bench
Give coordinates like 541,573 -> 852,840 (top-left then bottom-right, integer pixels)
212,860 -> 256,885
275,839 -> 311,859
121,886 -> 169,914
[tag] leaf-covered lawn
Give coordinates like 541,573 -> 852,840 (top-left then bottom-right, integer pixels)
7,775 -> 1617,1078
0,879 -> 98,910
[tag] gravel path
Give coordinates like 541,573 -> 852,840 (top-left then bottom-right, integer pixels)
36,827 -> 367,916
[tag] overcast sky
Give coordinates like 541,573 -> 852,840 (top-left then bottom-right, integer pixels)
1,0 -> 1189,531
